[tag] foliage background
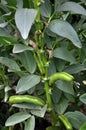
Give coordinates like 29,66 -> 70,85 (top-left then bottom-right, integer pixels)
0,0 -> 86,130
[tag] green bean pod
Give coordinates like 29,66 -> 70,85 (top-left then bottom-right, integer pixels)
49,72 -> 74,85
9,95 -> 45,106
59,114 -> 73,130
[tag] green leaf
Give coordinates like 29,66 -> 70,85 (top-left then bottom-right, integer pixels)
64,64 -> 86,74
5,112 -> 31,126
46,126 -> 60,130
12,103 -> 42,110
31,105 -> 47,117
79,123 -> 86,130
0,28 -> 17,45
52,87 -> 62,104
48,60 -> 56,76
65,111 -> 86,129
57,2 -> 86,16
24,116 -> 35,130
55,96 -> 68,114
53,47 -> 75,63
1,127 -> 9,130
40,0 -> 51,17
79,93 -> 86,104
6,0 -> 17,7
56,80 -> 74,95
16,74 -> 40,93
15,8 -> 37,39
48,20 -> 82,48
0,22 -> 8,28
18,51 -> 36,73
0,57 -> 20,71
17,0 -> 23,8
13,44 -> 33,53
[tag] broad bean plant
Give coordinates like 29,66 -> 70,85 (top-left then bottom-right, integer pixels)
0,0 -> 86,130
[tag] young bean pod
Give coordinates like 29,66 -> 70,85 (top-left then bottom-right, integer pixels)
49,72 -> 74,85
9,95 -> 45,106
59,114 -> 73,130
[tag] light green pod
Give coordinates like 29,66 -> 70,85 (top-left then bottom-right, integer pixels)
59,114 -> 73,130
9,95 -> 45,106
49,72 -> 74,85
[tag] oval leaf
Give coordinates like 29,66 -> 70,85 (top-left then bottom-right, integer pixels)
5,112 -> 31,126
56,80 -> 74,95
25,116 -> 35,130
13,44 -> 33,53
18,51 -> 36,73
16,75 -> 40,93
15,8 -> 37,39
53,47 -> 75,63
65,111 -> 86,129
80,93 -> 86,104
40,0 -> 51,17
31,105 -> 47,117
48,20 -> 82,48
0,57 -> 20,71
64,64 -> 86,74
58,2 -> 86,16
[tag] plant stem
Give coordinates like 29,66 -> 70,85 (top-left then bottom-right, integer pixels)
0,68 -> 8,86
34,0 -> 57,125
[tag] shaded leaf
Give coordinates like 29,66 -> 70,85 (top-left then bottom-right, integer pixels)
12,103 -> 42,110
65,111 -> 86,129
18,51 -> 36,73
53,47 -> 75,63
40,0 -> 51,17
56,80 -> 74,95
31,105 -> 47,117
80,93 -> 86,104
55,95 -> 68,114
64,64 -> 86,74
57,2 -> 86,16
25,116 -> 35,130
0,57 -> 20,71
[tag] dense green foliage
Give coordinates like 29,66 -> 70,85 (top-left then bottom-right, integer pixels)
0,0 -> 86,130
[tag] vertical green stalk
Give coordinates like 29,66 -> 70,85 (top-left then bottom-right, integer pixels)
34,0 -> 41,30
34,0 -> 40,22
44,69 -> 57,125
34,0 -> 57,126
0,68 -> 8,86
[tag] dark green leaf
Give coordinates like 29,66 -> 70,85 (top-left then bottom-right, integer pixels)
5,112 -> 31,126
57,2 -> 86,16
16,74 -> 40,93
55,96 -> 68,114
65,111 -> 86,129
53,47 -> 75,63
31,105 -> 47,117
48,20 -> 82,48
18,51 -> 36,73
56,80 -> 74,95
79,93 -> 86,104
24,116 -> 35,130
40,0 -> 51,17
0,57 -> 20,71
64,64 -> 86,74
